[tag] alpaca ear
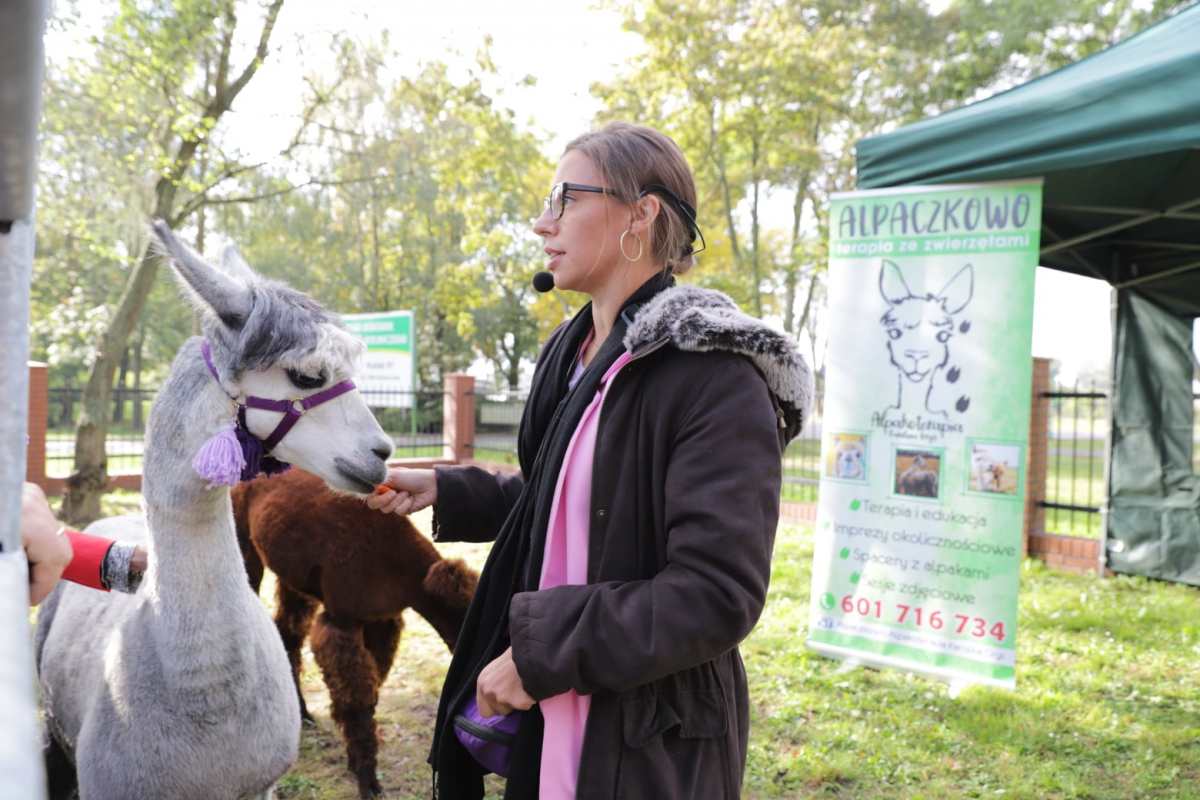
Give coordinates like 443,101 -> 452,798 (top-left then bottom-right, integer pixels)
879,259 -> 913,306
149,220 -> 252,330
937,264 -> 974,314
219,243 -> 257,282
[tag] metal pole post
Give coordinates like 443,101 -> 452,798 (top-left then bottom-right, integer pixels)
0,0 -> 52,796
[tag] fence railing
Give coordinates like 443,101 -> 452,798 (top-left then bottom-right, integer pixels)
358,389 -> 449,458
42,386 -> 451,473
59,371 -> 1200,546
1041,384 -> 1108,537
461,389 -> 829,491
783,393 -> 824,503
45,387 -> 156,476
473,391 -> 525,466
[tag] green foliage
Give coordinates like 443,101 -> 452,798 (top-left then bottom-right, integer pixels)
32,0 -> 1197,394
214,44 -> 556,389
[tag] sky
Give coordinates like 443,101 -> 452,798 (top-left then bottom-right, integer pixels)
54,0 -> 1128,383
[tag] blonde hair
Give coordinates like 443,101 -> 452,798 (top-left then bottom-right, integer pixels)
565,122 -> 699,275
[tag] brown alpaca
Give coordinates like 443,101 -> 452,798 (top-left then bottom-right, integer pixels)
232,469 -> 478,799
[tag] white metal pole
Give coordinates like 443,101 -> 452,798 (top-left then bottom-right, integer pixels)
0,0 -> 52,797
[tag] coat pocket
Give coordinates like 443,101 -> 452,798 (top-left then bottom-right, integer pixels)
621,686 -> 727,747
615,663 -> 732,800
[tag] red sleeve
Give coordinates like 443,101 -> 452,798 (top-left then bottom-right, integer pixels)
60,529 -> 114,592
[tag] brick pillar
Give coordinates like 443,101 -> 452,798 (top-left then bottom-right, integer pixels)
442,374 -> 476,463
1023,357 -> 1050,556
26,362 -> 48,489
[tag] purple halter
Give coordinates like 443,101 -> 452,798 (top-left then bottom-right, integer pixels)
198,339 -> 357,484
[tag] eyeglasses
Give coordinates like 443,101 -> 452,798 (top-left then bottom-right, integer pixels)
541,181 -> 707,258
543,182 -> 618,220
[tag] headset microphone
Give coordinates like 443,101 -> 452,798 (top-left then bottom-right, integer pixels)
532,271 -> 555,293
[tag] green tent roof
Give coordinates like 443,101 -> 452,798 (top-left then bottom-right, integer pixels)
856,3 -> 1200,315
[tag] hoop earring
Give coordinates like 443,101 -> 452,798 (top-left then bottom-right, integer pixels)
620,230 -> 644,262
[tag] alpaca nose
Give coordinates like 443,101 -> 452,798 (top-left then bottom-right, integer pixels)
372,443 -> 394,463
905,349 -> 928,363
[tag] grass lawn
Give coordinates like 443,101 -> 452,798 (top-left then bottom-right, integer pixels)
249,519 -> 1200,799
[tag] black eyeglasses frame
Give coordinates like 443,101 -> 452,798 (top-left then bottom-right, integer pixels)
544,182 -> 619,220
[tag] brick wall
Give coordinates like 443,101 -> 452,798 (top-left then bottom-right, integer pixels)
1024,358 -> 1050,557
1025,531 -> 1105,576
442,374 -> 475,463
1022,357 -> 1108,576
25,363 -> 145,495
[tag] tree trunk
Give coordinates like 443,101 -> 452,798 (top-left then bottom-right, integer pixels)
132,320 -> 145,433
63,238 -> 161,524
783,169 -> 809,335
749,138 -> 762,318
62,0 -> 285,522
112,347 -> 129,424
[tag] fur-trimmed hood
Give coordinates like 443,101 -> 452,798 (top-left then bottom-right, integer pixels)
624,285 -> 813,442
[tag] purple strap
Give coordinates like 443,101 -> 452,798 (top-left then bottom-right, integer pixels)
200,339 -> 357,455
245,380 -> 357,452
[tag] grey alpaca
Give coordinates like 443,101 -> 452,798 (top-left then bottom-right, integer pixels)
34,222 -> 394,800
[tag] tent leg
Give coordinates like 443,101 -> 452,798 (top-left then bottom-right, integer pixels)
1098,285 -> 1118,576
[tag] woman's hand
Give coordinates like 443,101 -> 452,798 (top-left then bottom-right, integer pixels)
21,482 -> 72,606
476,646 -> 535,718
366,467 -> 437,516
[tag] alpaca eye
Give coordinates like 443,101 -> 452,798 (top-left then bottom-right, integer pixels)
936,331 -> 951,343
286,369 -> 327,390
887,328 -> 902,340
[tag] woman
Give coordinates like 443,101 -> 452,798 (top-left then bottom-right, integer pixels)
370,122 -> 811,799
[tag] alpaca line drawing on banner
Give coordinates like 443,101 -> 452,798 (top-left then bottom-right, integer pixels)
878,259 -> 974,420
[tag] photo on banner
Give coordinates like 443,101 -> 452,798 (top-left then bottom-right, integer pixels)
808,180 -> 1043,688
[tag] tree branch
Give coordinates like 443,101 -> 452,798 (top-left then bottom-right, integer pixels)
218,0 -> 285,111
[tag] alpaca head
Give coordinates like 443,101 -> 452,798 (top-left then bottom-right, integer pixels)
879,260 -> 973,384
150,221 -> 394,494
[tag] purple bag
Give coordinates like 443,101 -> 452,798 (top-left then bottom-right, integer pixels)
453,697 -> 523,777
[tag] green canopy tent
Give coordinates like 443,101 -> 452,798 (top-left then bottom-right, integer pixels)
854,3 -> 1200,585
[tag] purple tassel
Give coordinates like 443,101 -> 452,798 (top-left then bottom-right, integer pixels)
233,422 -> 292,481
235,424 -> 264,481
193,427 -> 247,488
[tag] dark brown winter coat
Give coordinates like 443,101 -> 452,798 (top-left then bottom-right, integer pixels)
433,286 -> 812,799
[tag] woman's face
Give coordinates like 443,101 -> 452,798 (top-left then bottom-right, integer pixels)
532,150 -> 630,296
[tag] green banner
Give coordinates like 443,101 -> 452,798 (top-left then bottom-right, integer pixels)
342,310 -> 415,409
808,180 -> 1043,688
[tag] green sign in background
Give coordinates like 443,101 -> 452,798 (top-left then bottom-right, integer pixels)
808,181 -> 1043,687
343,311 -> 413,353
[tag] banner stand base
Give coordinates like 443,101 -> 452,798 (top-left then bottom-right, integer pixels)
806,639 -> 1016,692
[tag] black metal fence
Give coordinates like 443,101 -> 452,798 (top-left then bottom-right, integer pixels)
43,386 -> 449,474
45,387 -> 157,476
43,377 -> 1152,543
783,392 -> 824,503
359,389 -> 448,458
1042,383 -> 1108,538
474,391 -> 525,466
